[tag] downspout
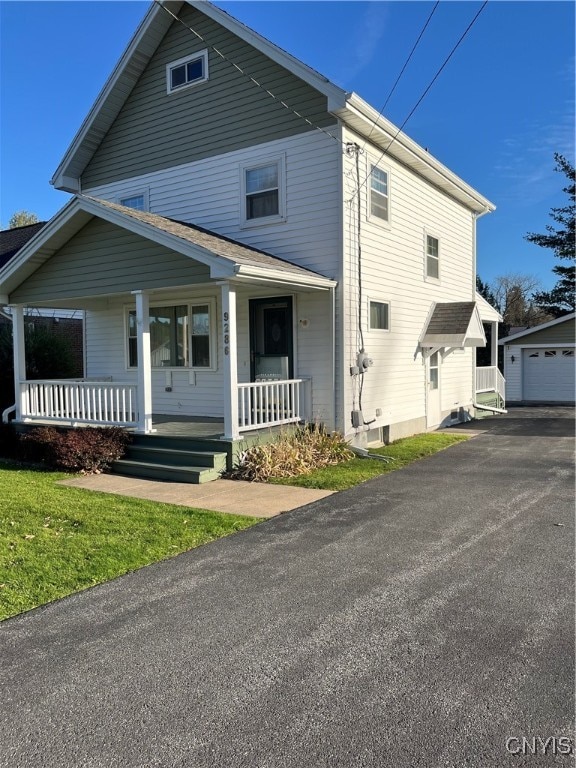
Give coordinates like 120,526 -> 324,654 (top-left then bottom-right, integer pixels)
330,284 -> 337,433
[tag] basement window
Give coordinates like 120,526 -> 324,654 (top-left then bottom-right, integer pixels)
166,51 -> 208,93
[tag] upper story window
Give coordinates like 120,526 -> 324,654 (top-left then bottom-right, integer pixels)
241,156 -> 286,227
369,164 -> 389,223
118,188 -> 149,211
369,300 -> 390,331
426,234 -> 440,280
166,51 -> 209,94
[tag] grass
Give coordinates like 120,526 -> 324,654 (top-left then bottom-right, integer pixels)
0,461 -> 259,621
271,432 -> 469,491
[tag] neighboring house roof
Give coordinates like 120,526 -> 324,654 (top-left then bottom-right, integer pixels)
420,302 -> 486,348
0,196 -> 335,302
499,312 -> 576,344
0,222 -> 47,269
51,1 -> 495,215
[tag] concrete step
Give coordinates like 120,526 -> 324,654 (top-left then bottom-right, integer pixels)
111,459 -> 221,484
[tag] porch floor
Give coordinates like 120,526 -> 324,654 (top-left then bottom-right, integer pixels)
150,415 -> 294,442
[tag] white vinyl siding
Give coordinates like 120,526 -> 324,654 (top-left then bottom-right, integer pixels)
85,130 -> 341,278
83,286 -> 334,423
341,126 -> 476,440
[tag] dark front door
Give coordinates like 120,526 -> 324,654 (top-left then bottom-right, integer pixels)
249,297 -> 294,381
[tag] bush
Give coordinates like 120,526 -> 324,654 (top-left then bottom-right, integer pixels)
0,422 -> 20,459
229,424 -> 354,482
19,426 -> 131,474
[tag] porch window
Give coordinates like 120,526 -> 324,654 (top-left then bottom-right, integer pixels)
128,305 -> 188,368
191,304 -> 211,368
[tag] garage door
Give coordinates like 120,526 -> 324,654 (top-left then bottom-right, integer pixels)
523,348 -> 575,401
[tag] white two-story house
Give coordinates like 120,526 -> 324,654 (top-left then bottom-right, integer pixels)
0,0 -> 503,479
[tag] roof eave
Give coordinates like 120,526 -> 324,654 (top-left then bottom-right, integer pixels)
338,94 -> 496,214
499,311 -> 576,344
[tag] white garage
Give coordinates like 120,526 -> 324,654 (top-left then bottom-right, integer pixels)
501,313 -> 575,404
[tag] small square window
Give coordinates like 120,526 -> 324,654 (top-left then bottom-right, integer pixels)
167,51 -> 208,93
369,165 -> 389,222
369,300 -> 390,330
426,235 -> 439,280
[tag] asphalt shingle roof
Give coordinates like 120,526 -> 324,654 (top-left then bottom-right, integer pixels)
0,222 -> 47,269
89,197 -> 326,280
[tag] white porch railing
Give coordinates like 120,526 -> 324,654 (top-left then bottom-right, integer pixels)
21,380 -> 138,427
476,366 -> 506,404
237,378 -> 309,432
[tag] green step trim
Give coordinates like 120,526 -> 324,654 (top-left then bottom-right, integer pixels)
112,459 -> 221,484
125,444 -> 227,470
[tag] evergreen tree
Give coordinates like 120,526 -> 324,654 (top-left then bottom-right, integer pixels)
526,154 -> 575,316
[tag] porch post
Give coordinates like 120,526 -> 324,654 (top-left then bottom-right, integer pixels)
11,305 -> 27,420
133,290 -> 153,433
490,320 -> 499,368
220,282 -> 239,440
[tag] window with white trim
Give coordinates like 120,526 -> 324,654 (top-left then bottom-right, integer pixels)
369,300 -> 390,330
369,165 -> 389,222
166,50 -> 208,94
241,157 -> 285,225
425,234 -> 440,280
127,301 -> 215,370
120,194 -> 145,211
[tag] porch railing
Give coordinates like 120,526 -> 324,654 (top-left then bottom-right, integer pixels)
21,380 -> 138,428
475,366 -> 506,406
237,378 -> 309,432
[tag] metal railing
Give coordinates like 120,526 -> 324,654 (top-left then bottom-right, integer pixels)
21,380 -> 138,427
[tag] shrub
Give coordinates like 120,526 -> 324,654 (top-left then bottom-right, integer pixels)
0,422 -> 20,459
19,426 -> 131,474
229,424 -> 354,482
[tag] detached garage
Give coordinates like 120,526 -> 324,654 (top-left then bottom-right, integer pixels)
500,313 -> 575,404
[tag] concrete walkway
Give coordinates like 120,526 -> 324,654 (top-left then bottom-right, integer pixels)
61,473 -> 333,517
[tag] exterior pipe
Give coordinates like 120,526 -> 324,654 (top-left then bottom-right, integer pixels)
473,401 -> 507,415
2,404 -> 16,424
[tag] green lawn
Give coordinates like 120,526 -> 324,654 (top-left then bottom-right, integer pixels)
0,462 -> 258,621
272,432 -> 470,491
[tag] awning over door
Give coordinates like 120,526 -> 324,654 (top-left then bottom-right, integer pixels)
420,302 -> 486,354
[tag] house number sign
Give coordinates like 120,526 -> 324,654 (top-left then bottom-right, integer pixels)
223,311 -> 229,356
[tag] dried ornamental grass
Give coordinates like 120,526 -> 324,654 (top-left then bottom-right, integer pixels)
230,426 -> 354,482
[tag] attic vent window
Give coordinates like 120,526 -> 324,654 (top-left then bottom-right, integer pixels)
167,51 -> 208,93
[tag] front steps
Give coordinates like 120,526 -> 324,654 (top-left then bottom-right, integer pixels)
112,434 -> 230,484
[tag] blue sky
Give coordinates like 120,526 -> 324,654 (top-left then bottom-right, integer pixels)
0,1 -> 574,291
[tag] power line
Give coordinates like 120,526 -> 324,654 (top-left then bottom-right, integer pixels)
353,0 -> 489,200
154,1 -> 345,148
361,1 -> 440,152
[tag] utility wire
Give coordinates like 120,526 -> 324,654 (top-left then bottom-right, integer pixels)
361,0 -> 440,152
154,1 -> 345,148
353,0 -> 488,200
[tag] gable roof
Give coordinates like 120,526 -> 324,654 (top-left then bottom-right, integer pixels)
499,312 -> 576,344
0,222 -> 47,269
51,1 -> 495,215
0,196 -> 335,302
420,302 -> 486,348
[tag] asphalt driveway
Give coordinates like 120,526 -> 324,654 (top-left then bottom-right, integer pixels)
1,406 -> 574,767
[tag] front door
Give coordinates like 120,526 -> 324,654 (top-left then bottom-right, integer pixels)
249,297 -> 294,381
426,350 -> 442,428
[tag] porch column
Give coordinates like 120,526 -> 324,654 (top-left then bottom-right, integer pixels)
133,290 -> 153,433
220,282 -> 239,440
11,305 -> 26,420
490,320 -> 499,367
